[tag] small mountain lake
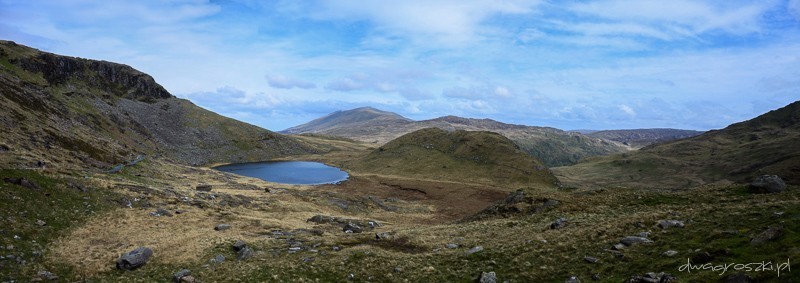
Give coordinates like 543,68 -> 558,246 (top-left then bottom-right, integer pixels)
213,161 -> 348,185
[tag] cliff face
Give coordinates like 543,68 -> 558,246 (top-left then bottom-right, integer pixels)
0,40 -> 317,169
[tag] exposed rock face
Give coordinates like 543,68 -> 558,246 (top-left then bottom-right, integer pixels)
116,247 -> 153,270
749,175 -> 786,194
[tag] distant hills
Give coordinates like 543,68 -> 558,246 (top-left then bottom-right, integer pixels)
587,128 -> 704,148
282,107 -> 702,167
0,40 -> 317,169
555,100 -> 800,188
347,128 -> 560,188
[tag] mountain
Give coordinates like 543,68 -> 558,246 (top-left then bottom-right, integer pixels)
554,100 -> 800,188
283,108 -> 629,167
347,128 -> 560,188
587,128 -> 704,148
0,40 -> 316,169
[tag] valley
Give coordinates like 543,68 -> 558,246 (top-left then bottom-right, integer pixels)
1,41 -> 798,283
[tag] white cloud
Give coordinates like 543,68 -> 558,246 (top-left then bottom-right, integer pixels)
618,104 -> 636,117
265,74 -> 316,89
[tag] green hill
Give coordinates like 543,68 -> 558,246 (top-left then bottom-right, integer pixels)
554,100 -> 800,188
348,128 -> 560,188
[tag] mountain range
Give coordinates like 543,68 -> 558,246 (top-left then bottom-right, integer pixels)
283,107 -> 703,167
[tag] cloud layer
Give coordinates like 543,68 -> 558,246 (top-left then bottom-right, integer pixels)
2,0 -> 799,131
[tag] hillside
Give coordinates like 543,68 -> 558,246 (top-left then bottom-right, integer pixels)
0,40 -> 317,169
283,107 -> 629,167
347,128 -> 560,188
554,100 -> 800,188
587,128 -> 704,148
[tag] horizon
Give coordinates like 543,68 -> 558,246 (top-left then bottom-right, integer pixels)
2,1 -> 800,131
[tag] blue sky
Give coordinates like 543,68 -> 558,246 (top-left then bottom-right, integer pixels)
2,0 -> 800,131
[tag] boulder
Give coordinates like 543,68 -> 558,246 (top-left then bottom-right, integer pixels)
36,270 -> 58,281
584,256 -> 599,263
662,250 -> 678,257
478,271 -> 497,283
626,272 -> 677,283
749,175 -> 786,194
236,247 -> 254,261
214,224 -> 231,231
196,184 -> 212,192
375,232 -> 394,240
565,276 -> 581,283
446,243 -> 459,249
343,223 -> 362,233
232,240 -> 247,252
210,254 -> 225,264
550,218 -> 569,229
657,220 -> 685,229
3,177 -> 41,190
116,247 -> 153,270
466,246 -> 484,255
172,269 -> 191,283
35,219 -> 46,226
750,225 -> 784,244
150,208 -> 173,217
620,236 -> 652,246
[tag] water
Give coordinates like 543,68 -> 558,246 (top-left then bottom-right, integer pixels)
213,161 -> 349,185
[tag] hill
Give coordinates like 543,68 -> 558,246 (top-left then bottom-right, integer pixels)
347,128 -> 560,188
283,108 -> 629,167
587,128 -> 704,148
554,100 -> 800,188
0,40 -> 316,169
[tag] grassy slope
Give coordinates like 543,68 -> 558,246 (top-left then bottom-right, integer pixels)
555,100 -> 800,189
347,128 -> 560,189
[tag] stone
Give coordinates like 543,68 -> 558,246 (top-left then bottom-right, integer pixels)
116,247 -> 153,270
446,243 -> 459,249
620,236 -> 652,246
150,208 -> 173,217
691,251 -> 714,264
302,257 -> 315,263
550,218 -> 569,229
612,243 -> 627,250
466,246 -> 484,255
3,177 -> 41,190
591,273 -> 601,281
565,275 -> 581,283
214,224 -> 231,231
662,250 -> 678,257
172,269 -> 191,283
583,256 -> 599,263
36,270 -> 58,281
210,254 -> 225,264
332,246 -> 341,251
180,275 -> 196,283
196,184 -> 212,192
35,219 -> 46,226
627,272 -> 677,283
749,175 -> 786,194
343,222 -> 362,233
478,271 -> 497,283
232,240 -> 247,252
375,232 -> 394,240
236,247 -> 254,260
657,220 -> 685,229
638,231 -> 651,238
750,225 -> 784,244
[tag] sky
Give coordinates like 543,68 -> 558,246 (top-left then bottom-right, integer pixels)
2,0 -> 800,131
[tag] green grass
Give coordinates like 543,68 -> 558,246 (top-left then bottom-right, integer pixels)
0,169 -> 122,281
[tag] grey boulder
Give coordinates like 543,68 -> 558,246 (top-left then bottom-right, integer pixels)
116,247 -> 153,270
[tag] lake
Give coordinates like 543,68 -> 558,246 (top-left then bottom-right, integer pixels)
213,161 -> 349,185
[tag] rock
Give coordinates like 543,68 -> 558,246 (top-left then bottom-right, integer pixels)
620,236 -> 652,246
302,257 -> 315,263
36,270 -> 58,281
180,275 -> 196,283
565,275 -> 581,283
721,273 -> 755,283
638,231 -> 651,238
466,246 -> 484,255
150,208 -> 173,217
375,232 -> 394,240
612,243 -> 627,250
343,222 -> 362,233
657,220 -> 685,229
116,247 -> 153,270
214,224 -> 231,231
749,175 -> 786,194
35,219 -> 46,226
478,271 -> 497,283
172,269 -> 191,283
196,184 -> 212,192
210,254 -> 225,264
332,246 -> 341,251
584,256 -> 599,263
591,273 -> 601,281
662,250 -> 678,257
750,225 -> 784,244
394,267 -> 403,273
691,251 -> 714,264
3,177 -> 41,190
232,240 -> 247,252
550,218 -> 569,229
446,243 -> 459,249
627,272 -> 677,283
236,247 -> 254,260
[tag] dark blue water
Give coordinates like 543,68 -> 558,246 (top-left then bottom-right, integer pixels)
213,161 -> 348,185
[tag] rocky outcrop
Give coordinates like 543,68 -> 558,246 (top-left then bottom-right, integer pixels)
749,175 -> 786,194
